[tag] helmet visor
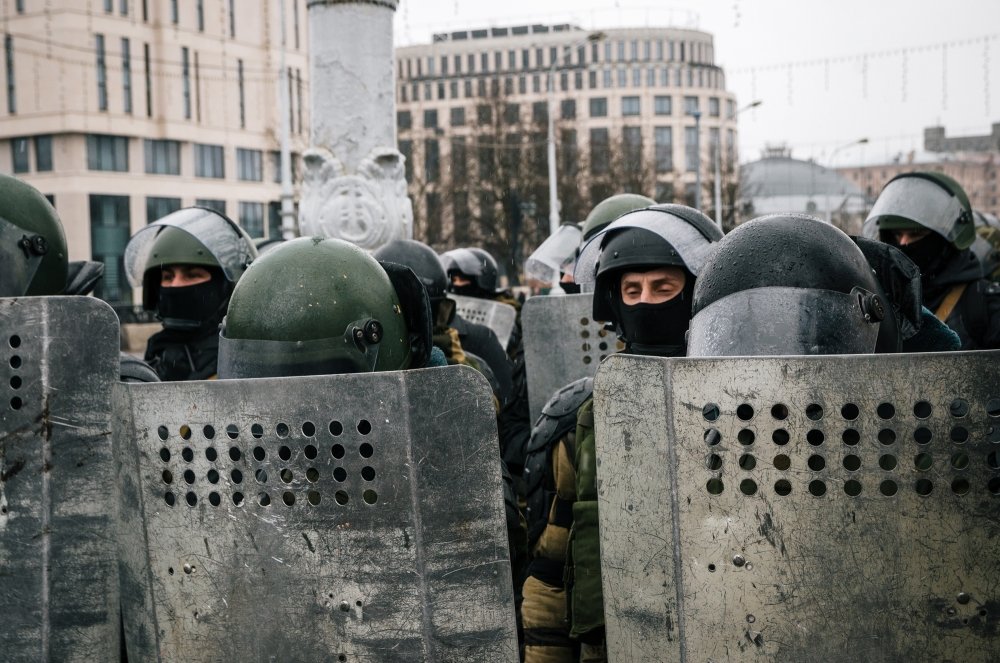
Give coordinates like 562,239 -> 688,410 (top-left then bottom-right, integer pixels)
525,223 -> 582,282
0,219 -> 45,296
125,207 -> 255,287
576,211 -> 718,284
864,177 -> 964,243
440,248 -> 481,276
687,287 -> 881,357
218,323 -> 381,379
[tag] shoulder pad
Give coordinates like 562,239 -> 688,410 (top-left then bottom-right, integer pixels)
526,377 -> 594,455
120,353 -> 160,383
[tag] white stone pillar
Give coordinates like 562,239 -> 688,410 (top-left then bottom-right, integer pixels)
299,0 -> 413,248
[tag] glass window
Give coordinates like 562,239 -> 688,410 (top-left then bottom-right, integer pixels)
146,196 -> 181,223
632,68 -> 641,87
181,47 -> 191,119
196,199 -> 226,215
709,97 -> 720,117
268,201 -> 282,239
450,106 -> 465,126
399,139 -> 412,181
477,104 -> 492,124
685,126 -> 698,172
440,55 -> 448,75
450,137 -> 467,176
34,135 -> 53,171
655,181 -> 674,203
559,128 -> 577,175
532,74 -> 540,93
617,68 -> 627,87
561,99 -> 576,119
622,96 -> 640,116
236,58 -> 244,127
96,34 -> 107,111
450,80 -> 458,98
197,0 -> 204,31
236,148 -> 263,181
194,143 -> 225,178
532,101 -> 547,124
654,96 -> 672,115
89,194 -> 131,304
464,80 -> 472,97
4,35 -> 14,113
623,126 -> 642,171
590,128 -> 609,175
504,103 -> 519,125
684,96 -> 699,114
423,109 -> 438,129
518,76 -> 526,94
397,110 -> 412,130
269,151 -> 299,183
143,139 -> 180,175
11,137 -> 29,173
424,139 -> 440,182
239,202 -> 265,238
654,127 -> 673,173
589,97 -> 607,117
170,0 -> 178,23
602,69 -> 612,88
121,38 -> 132,114
87,134 -> 129,171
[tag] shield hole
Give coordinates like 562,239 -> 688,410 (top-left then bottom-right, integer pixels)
185,492 -> 197,507
157,426 -> 169,441
168,567 -> 174,575
878,429 -> 896,445
339,654 -> 347,662
209,492 -> 221,506
360,443 -> 374,458
706,454 -> 722,471
770,403 -> 788,420
738,454 -> 756,470
913,401 -> 933,419
807,455 -> 825,471
986,398 -> 1000,418
332,444 -> 345,459
335,490 -> 349,505
876,402 -> 895,419
164,491 -> 175,506
708,564 -> 717,572
304,445 -> 318,460
952,478 -> 971,495
231,469 -> 243,484
302,421 -> 316,437
773,455 -> 790,471
283,491 -> 296,506
736,404 -> 754,421
736,429 -> 754,445
841,403 -> 860,420
808,480 -> 826,497
8,335 -> 20,348
255,469 -> 268,483
205,447 -> 217,462
582,356 -> 593,365
704,428 -> 722,446
879,454 -> 897,471
988,477 -> 1000,495
279,445 -> 292,461
250,423 -> 263,438
253,446 -> 266,461
950,426 -> 969,443
357,420 -> 372,435
950,399 -> 970,418
181,447 -> 193,462
581,342 -> 591,352
879,480 -> 898,497
162,470 -> 173,484
307,490 -> 321,506
232,492 -> 244,506
361,466 -> 376,481
774,479 -> 792,496
229,447 -> 242,462
183,469 -> 195,484
987,451 -> 1000,470
951,452 -> 969,470
226,424 -> 239,439
843,455 -> 861,471
771,429 -> 789,445
306,467 -> 319,483
599,342 -> 608,351
9,375 -> 21,389
280,469 -> 293,483
807,429 -> 824,446
159,447 -> 171,462
330,420 -> 344,436
258,492 -> 271,506
334,467 -> 347,482
914,427 -> 932,444
702,403 -> 720,421
580,317 -> 589,326
739,479 -> 757,495
363,489 -> 378,505
915,453 -> 933,472
806,403 -> 824,421
276,422 -> 290,438
706,478 -> 724,494
9,397 -> 21,410
9,355 -> 21,369
203,425 -> 215,439
598,328 -> 608,338
842,429 -> 860,446
180,425 -> 192,440
207,469 -> 219,484
915,479 -> 934,496
580,330 -> 590,339
844,480 -> 863,496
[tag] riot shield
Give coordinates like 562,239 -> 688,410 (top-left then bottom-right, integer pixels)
0,297 -> 121,662
521,293 -> 623,423
449,294 -> 517,350
113,364 -> 518,662
595,351 -> 1000,662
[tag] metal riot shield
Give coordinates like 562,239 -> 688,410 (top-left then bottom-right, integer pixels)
594,351 -> 1000,662
0,297 -> 121,662
522,293 -> 624,423
449,294 -> 517,350
113,364 -> 518,662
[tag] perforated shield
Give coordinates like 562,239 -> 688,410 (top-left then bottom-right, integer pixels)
449,294 -> 517,350
113,365 -> 518,662
522,294 -> 624,423
594,351 -> 1000,662
0,297 -> 121,662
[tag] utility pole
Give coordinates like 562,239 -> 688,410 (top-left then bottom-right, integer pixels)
278,0 -> 296,239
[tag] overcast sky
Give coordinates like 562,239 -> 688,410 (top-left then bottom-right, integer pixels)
393,0 -> 1000,166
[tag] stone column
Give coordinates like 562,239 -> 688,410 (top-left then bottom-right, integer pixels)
299,0 -> 412,248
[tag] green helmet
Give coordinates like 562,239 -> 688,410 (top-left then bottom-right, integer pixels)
863,172 -> 976,250
581,193 -> 656,241
218,237 -> 433,378
0,173 -> 67,296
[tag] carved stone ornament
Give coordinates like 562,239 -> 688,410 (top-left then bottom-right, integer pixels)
298,146 -> 413,249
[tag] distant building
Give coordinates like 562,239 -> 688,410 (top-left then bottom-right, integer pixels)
925,122 -> 1000,154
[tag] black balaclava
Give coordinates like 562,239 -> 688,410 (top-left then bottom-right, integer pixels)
885,231 -> 953,279
610,269 -> 694,357
157,269 -> 231,332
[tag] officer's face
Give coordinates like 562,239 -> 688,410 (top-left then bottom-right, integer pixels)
451,274 -> 472,287
890,228 -> 931,246
620,266 -> 686,306
161,264 -> 212,288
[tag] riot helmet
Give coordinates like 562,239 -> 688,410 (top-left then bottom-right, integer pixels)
253,236 -> 285,255
863,172 -> 975,275
576,204 -> 723,355
524,223 -> 583,289
125,207 -> 257,331
441,247 -> 500,296
374,238 -> 453,325
972,211 -> 1000,279
218,237 -> 432,378
690,214 -> 892,357
0,173 -> 67,296
581,193 -> 656,241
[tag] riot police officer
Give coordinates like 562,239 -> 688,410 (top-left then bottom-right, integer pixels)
0,173 -> 67,297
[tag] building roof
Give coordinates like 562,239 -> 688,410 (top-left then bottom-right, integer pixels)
742,156 -> 864,198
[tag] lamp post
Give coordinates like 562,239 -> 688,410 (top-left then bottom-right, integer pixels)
688,109 -> 702,210
825,137 -> 869,224
713,99 -> 762,227
547,31 -> 605,236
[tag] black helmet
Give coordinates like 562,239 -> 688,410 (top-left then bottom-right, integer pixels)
690,214 -> 893,356
374,239 -> 448,302
441,247 -> 500,296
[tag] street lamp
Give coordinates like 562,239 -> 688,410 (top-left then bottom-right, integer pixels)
825,137 -> 869,224
713,99 -> 762,226
687,109 -> 702,210
547,31 -> 605,236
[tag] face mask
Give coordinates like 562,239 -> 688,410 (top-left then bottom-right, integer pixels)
560,281 -> 581,294
612,282 -> 693,356
891,232 -> 951,276
158,277 -> 230,332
